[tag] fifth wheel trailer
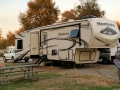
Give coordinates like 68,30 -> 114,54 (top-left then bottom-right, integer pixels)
29,17 -> 120,65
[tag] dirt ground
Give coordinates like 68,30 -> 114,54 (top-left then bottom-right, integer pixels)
36,62 -> 120,86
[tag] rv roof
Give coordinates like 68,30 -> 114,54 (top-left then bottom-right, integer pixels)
37,19 -> 88,31
20,17 -> 105,33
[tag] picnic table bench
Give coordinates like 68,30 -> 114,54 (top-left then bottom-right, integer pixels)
0,64 -> 43,84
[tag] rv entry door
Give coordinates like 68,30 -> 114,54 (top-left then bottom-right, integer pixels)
30,32 -> 39,58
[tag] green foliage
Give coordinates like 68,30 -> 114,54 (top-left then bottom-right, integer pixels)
89,86 -> 112,90
61,9 -> 77,22
75,0 -> 105,19
61,0 -> 105,22
19,0 -> 60,30
6,31 -> 15,46
0,38 -> 8,50
116,21 -> 120,27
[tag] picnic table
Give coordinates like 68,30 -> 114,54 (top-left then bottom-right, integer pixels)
113,59 -> 120,80
0,64 -> 41,84
0,56 -> 45,84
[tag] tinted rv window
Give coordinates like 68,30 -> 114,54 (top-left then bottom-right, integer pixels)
17,40 -> 23,49
44,34 -> 46,45
70,29 -> 79,38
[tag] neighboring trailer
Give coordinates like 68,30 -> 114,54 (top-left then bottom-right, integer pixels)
29,18 -> 120,64
15,30 -> 31,62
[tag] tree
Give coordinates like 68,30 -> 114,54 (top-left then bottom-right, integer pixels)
75,0 -> 105,19
15,28 -> 24,34
6,31 -> 15,46
19,0 -> 60,30
61,9 -> 77,22
116,21 -> 120,30
4,28 -> 24,48
116,21 -> 120,27
0,28 -> 2,40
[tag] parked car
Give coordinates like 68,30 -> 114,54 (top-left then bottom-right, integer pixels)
3,49 -> 15,62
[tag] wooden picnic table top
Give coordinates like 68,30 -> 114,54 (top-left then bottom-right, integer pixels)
0,64 -> 38,70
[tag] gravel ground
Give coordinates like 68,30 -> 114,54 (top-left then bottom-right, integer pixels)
37,62 -> 119,81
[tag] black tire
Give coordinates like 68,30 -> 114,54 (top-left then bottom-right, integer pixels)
11,56 -> 14,63
102,57 -> 108,64
3,56 -> 7,63
111,56 -> 115,64
25,59 -> 29,62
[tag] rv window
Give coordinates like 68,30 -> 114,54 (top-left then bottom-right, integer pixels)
44,34 -> 46,45
70,29 -> 79,38
119,38 -> 120,43
17,40 -> 23,49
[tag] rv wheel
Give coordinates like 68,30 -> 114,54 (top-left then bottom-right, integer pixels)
3,56 -> 7,63
11,56 -> 14,63
25,59 -> 29,62
102,57 -> 107,64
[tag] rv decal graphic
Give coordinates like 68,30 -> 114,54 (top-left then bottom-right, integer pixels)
95,37 -> 106,43
15,38 -> 22,39
15,50 -> 30,60
97,22 -> 115,27
95,37 -> 117,44
41,37 -> 89,50
15,50 -> 23,53
100,27 -> 117,35
58,38 -> 76,51
79,39 -> 89,48
58,33 -> 69,36
43,45 -> 58,49
18,34 -> 25,37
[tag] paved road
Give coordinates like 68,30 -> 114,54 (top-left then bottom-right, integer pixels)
0,57 -> 33,63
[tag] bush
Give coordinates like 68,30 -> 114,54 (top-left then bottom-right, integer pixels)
0,52 -> 4,57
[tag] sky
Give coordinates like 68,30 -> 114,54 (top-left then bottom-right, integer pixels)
0,0 -> 120,38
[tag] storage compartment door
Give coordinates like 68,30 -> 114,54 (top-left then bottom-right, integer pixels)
59,50 -> 68,60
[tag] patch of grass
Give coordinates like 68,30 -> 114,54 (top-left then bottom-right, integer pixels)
53,81 -> 87,90
39,72 -> 61,79
0,72 -> 120,90
89,86 -> 113,90
0,79 -> 35,90
112,85 -> 120,89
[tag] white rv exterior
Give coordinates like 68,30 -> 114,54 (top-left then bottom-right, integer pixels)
15,30 -> 31,62
29,18 -> 120,64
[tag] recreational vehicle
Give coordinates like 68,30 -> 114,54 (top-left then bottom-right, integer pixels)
28,17 -> 120,64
